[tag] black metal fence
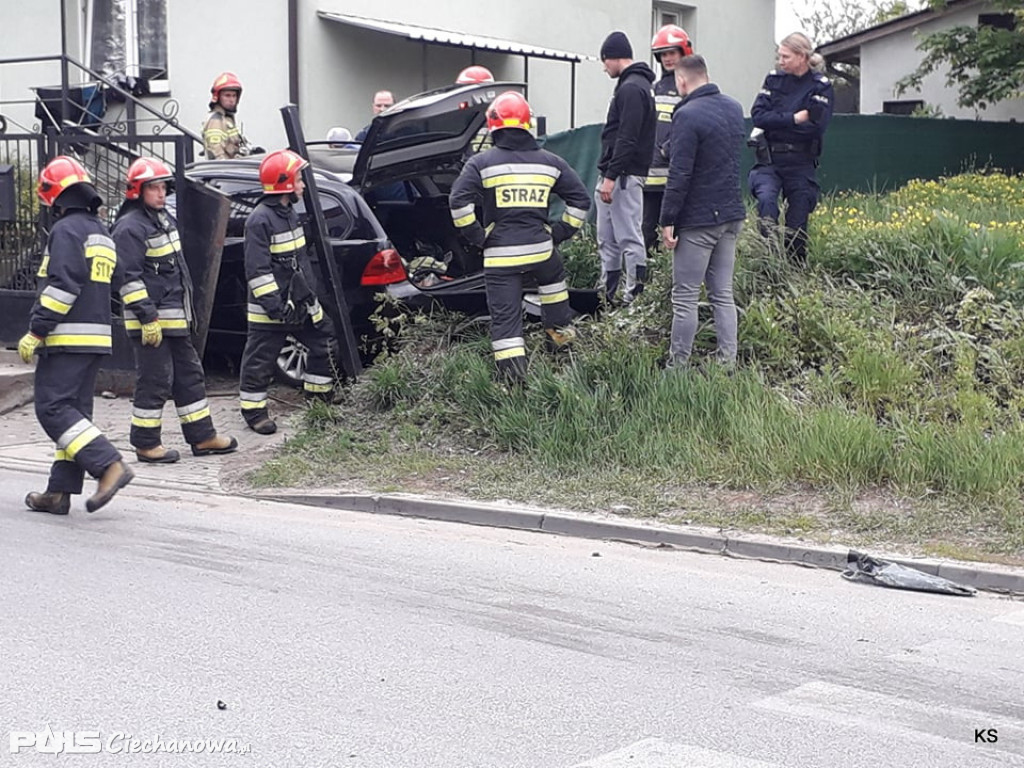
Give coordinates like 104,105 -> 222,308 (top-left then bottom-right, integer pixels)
0,131 -> 194,290
0,53 -> 202,291
0,133 -> 46,290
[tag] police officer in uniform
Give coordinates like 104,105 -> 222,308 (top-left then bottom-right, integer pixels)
643,25 -> 693,254
449,91 -> 591,382
112,157 -> 238,463
202,72 -> 253,160
238,149 -> 338,434
748,32 -> 834,265
18,156 -> 134,515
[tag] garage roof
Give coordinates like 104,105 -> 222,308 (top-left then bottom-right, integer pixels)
317,11 -> 597,63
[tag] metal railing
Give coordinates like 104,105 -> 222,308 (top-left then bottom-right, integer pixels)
0,54 -> 203,287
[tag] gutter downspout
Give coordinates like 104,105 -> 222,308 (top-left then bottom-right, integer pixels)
288,0 -> 299,106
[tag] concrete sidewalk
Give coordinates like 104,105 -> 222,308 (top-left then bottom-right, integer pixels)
0,350 -> 34,416
0,356 -> 299,496
4,349 -> 1024,596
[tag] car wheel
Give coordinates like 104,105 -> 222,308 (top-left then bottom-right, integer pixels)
275,335 -> 308,388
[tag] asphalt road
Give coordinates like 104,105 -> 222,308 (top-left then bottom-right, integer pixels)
1,468 -> 1023,767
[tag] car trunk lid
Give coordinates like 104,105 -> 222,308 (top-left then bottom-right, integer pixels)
351,81 -> 526,192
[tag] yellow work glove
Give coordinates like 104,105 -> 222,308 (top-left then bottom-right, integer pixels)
18,332 -> 42,364
140,320 -> 163,348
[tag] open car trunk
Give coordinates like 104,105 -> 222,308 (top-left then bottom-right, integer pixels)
352,81 -> 529,303
319,80 -> 599,317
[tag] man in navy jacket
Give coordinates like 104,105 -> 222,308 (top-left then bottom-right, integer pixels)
659,55 -> 746,369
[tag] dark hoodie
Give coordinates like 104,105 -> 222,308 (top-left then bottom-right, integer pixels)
598,61 -> 656,181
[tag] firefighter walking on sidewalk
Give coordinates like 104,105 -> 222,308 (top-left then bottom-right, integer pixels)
18,156 -> 134,515
111,157 -> 238,463
449,91 -> 591,382
238,149 -> 338,434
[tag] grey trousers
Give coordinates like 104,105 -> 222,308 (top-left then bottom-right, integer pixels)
670,219 -> 743,365
596,175 -> 645,293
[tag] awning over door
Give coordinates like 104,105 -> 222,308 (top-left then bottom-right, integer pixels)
317,11 -> 595,62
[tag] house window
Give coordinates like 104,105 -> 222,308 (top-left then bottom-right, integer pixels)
652,3 -> 697,67
883,100 -> 923,116
88,0 -> 169,93
978,13 -> 1015,31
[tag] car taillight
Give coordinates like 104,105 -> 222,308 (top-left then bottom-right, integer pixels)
361,248 -> 407,286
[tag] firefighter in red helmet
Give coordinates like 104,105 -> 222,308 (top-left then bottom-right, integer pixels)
238,149 -> 338,434
112,157 -> 238,463
449,92 -> 591,383
202,71 -> 255,159
18,156 -> 134,515
643,25 -> 694,254
456,66 -> 495,85
458,66 -> 498,153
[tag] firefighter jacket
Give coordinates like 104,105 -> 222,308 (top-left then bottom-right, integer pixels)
112,202 -> 194,338
202,106 -> 245,159
645,71 -> 682,189
448,129 -> 591,274
243,198 -> 325,327
29,209 -> 120,354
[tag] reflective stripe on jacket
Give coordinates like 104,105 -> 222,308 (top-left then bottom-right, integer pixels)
112,203 -> 194,337
449,130 -> 591,273
30,210 -> 118,354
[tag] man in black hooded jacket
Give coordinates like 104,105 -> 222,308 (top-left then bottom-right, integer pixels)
595,30 -> 656,305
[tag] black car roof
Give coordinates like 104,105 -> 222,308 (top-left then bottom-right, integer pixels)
185,158 -> 351,191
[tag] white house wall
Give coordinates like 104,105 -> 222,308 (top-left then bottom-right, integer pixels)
0,1 -> 84,136
165,1 -> 292,153
1,0 -> 775,156
860,3 -> 1024,120
300,0 -> 776,140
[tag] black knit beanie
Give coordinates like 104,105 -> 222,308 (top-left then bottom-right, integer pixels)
600,31 -> 633,60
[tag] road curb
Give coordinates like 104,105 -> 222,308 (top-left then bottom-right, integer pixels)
0,368 -> 34,416
259,492 -> 1024,596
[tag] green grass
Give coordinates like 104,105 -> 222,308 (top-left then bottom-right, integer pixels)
248,171 -> 1024,563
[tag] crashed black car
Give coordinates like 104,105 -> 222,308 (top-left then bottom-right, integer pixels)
186,80 -> 596,384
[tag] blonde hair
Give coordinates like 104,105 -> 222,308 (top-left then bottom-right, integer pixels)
780,32 -> 826,73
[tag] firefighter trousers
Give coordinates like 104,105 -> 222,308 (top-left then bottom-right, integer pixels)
34,353 -> 122,495
238,321 -> 335,424
130,336 -> 216,450
485,250 -> 571,381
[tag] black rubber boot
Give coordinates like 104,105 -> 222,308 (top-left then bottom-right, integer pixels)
25,491 -> 71,516
86,461 -> 135,513
603,269 -> 622,305
244,411 -> 278,435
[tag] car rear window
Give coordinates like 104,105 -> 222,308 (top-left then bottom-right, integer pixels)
373,107 -> 482,152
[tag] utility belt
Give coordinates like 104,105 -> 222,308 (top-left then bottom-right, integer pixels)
769,142 -> 814,156
271,254 -> 299,269
752,140 -> 821,167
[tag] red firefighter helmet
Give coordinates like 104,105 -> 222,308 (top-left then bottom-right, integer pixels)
456,66 -> 495,85
210,71 -> 243,100
125,157 -> 173,200
651,25 -> 693,57
486,91 -> 532,133
36,156 -> 92,207
259,149 -> 309,194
